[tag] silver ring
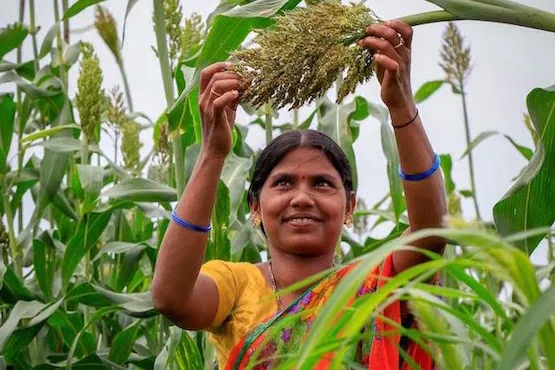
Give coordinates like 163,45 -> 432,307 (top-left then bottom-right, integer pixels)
393,38 -> 404,49
211,88 -> 223,97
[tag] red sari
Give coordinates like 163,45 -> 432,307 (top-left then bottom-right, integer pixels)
226,255 -> 436,369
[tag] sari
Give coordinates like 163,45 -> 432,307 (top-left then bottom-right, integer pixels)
226,255 -> 435,370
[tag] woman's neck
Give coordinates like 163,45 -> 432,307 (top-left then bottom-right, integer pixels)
269,247 -> 335,295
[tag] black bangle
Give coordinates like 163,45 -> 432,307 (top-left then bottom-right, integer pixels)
392,109 -> 419,129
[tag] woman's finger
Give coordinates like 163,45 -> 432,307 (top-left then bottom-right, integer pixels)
200,62 -> 231,93
365,24 -> 402,50
205,79 -> 241,106
201,72 -> 240,98
385,19 -> 413,49
374,53 -> 400,73
213,90 -> 240,122
358,36 -> 402,63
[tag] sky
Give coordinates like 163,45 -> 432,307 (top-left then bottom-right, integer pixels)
2,0 -> 554,263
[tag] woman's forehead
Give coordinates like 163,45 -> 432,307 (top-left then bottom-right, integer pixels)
269,148 -> 339,176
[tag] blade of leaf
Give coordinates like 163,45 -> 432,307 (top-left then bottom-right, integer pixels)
121,0 -> 141,47
109,320 -> 141,364
440,154 -> 456,194
493,87 -> 555,254
460,130 -> 498,159
61,210 -> 113,289
499,283 -> 555,370
0,94 -> 16,174
63,0 -> 106,20
0,24 -> 29,60
414,80 -> 445,104
103,178 -> 177,203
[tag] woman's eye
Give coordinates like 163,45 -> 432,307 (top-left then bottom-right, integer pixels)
276,179 -> 291,187
315,180 -> 332,187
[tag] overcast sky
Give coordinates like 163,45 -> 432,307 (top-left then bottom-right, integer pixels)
2,0 -> 554,263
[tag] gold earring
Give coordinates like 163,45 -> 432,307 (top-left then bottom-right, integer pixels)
252,216 -> 261,228
344,215 -> 353,228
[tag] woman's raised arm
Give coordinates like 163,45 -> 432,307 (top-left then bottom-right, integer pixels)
358,20 -> 447,273
152,62 -> 240,330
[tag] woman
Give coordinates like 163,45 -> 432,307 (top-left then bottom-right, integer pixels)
152,20 -> 447,369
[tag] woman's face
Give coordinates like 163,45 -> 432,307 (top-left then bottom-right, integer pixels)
252,147 -> 355,256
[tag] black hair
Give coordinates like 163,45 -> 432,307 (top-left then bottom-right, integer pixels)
247,129 -> 354,207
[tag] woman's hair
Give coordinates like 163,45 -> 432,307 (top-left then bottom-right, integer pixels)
247,129 -> 354,205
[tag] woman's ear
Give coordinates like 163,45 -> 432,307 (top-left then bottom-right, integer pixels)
347,191 -> 357,215
250,199 -> 261,217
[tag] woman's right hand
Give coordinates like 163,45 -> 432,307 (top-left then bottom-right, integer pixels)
199,62 -> 241,158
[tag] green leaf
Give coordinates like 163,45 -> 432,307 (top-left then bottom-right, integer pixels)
440,154 -> 456,194
154,327 -> 203,370
2,298 -> 63,363
32,239 -> 54,299
35,137 -> 83,152
122,0 -> 141,47
37,149 -> 69,216
223,0 -> 290,17
103,178 -> 177,203
92,284 -> 155,317
92,241 -> 151,262
39,22 -> 60,59
0,94 -> 16,174
460,189 -> 473,198
116,245 -> 146,292
0,24 -> 29,60
414,80 -> 445,104
109,320 -> 141,364
61,210 -> 113,289
207,181 -> 231,261
499,283 -> 555,370
221,154 -> 253,224
0,265 -> 35,303
48,310 -> 96,358
460,130 -> 533,160
493,87 -> 555,254
380,117 -> 405,223
65,306 -> 120,370
63,0 -> 106,20
77,165 -> 104,197
21,124 -> 79,143
0,70 -> 61,98
0,300 -> 44,350
317,97 -> 359,191
368,101 -> 405,222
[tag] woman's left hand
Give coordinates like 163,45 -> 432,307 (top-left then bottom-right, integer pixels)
358,20 -> 417,120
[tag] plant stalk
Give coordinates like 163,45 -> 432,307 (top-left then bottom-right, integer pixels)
264,104 -> 273,144
16,0 -> 25,234
29,0 -> 40,72
1,181 -> 21,278
62,0 -> 69,43
345,5 -> 555,45
153,0 -> 185,196
117,60 -> 134,112
293,109 -> 299,129
460,85 -> 481,221
53,0 -> 66,88
421,1 -> 555,33
82,135 -> 89,165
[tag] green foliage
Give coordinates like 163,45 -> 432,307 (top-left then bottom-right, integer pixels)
0,0 -> 554,369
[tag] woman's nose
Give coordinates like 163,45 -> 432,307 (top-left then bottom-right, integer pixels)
290,186 -> 315,208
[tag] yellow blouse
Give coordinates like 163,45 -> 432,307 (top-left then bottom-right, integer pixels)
200,260 -> 277,369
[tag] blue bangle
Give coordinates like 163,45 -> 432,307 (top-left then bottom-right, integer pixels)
399,153 -> 441,181
171,210 -> 212,233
